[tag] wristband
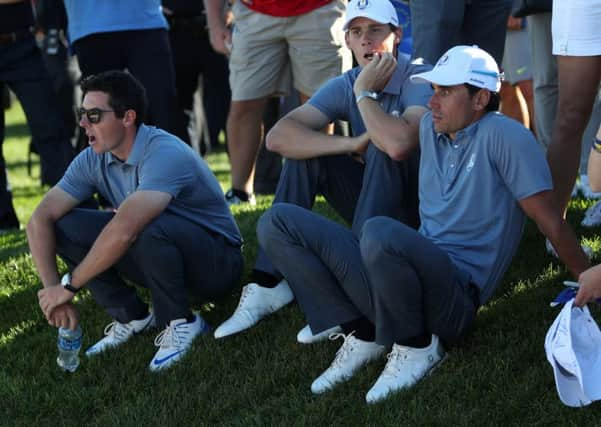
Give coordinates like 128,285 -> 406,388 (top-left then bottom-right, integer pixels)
593,137 -> 601,154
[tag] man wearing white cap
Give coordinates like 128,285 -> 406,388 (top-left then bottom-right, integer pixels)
214,0 -> 432,341
258,45 -> 590,403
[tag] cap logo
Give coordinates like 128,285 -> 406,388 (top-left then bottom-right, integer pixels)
437,54 -> 449,66
357,0 -> 370,9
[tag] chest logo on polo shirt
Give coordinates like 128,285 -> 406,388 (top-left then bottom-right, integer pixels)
466,153 -> 476,173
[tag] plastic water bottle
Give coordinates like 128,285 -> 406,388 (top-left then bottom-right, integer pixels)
57,326 -> 82,373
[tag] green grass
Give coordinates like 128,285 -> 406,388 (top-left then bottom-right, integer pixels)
1,102 -> 601,426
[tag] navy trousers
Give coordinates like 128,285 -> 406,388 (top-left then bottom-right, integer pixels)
254,143 -> 420,279
55,209 -> 243,327
258,204 -> 477,346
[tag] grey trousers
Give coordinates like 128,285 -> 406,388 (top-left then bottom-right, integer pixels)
410,0 -> 512,65
55,209 -> 243,327
254,143 -> 420,278
258,204 -> 477,346
527,12 -> 601,173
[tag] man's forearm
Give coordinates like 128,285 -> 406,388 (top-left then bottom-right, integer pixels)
546,220 -> 591,278
69,219 -> 136,289
204,0 -> 227,29
266,117 -> 362,159
356,99 -> 422,161
26,216 -> 61,288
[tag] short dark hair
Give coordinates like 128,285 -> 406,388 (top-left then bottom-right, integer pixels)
464,83 -> 500,112
80,70 -> 148,126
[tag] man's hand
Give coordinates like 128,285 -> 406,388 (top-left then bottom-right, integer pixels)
576,264 -> 601,306
208,24 -> 232,55
354,52 -> 397,95
38,284 -> 74,319
47,303 -> 80,330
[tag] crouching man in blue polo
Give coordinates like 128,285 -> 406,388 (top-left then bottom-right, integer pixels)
257,45 -> 590,403
29,70 -> 243,371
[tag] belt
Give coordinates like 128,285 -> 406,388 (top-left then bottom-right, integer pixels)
0,27 -> 33,46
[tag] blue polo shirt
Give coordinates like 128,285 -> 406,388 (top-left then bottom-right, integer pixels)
418,112 -> 552,303
63,0 -> 168,43
308,54 -> 432,133
58,124 -> 242,247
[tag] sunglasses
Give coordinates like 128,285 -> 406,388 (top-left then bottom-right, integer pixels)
76,107 -> 115,124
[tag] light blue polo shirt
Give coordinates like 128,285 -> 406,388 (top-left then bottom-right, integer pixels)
418,112 -> 552,303
58,124 -> 242,247
63,0 -> 168,43
308,54 -> 432,133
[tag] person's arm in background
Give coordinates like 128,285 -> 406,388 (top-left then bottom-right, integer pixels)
586,124 -> 601,191
204,0 -> 231,55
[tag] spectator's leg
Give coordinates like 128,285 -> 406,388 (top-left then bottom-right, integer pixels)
410,0 -> 464,65
547,56 -> 601,213
462,0 -> 512,65
227,97 -> 268,195
126,29 -> 179,135
0,91 -> 19,230
527,12 -> 556,149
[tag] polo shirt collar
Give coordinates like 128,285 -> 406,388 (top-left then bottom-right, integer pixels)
107,124 -> 148,166
436,113 -> 489,145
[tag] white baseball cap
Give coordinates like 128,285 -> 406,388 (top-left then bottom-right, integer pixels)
343,0 -> 399,31
410,45 -> 502,92
544,299 -> 601,407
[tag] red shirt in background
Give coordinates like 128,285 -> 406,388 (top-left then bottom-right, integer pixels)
240,0 -> 333,17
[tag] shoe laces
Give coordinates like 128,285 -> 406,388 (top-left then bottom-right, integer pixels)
329,331 -> 357,368
154,323 -> 180,349
104,321 -> 133,341
381,345 -> 411,379
237,285 -> 255,310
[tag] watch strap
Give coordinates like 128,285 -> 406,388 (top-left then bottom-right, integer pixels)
356,90 -> 379,104
61,273 -> 79,294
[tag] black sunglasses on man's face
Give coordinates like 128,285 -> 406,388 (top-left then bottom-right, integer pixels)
76,107 -> 114,124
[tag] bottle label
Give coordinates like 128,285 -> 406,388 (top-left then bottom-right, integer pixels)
58,336 -> 82,351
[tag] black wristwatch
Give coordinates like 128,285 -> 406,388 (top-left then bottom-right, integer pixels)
60,273 -> 80,294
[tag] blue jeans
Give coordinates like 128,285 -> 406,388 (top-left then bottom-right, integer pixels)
55,209 -> 243,327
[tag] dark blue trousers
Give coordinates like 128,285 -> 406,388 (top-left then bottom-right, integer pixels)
258,204 -> 477,346
55,209 -> 243,327
254,143 -> 420,279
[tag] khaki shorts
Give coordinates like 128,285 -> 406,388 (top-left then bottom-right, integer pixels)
229,0 -> 351,101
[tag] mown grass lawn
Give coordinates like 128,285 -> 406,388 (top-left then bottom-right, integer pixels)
1,102 -> 600,426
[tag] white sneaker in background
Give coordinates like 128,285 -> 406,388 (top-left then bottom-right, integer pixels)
545,239 -> 593,259
579,175 -> 601,200
366,335 -> 446,404
311,332 -> 385,394
85,311 -> 155,357
297,324 -> 343,344
214,280 -> 293,339
582,200 -> 601,227
149,312 -> 209,371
